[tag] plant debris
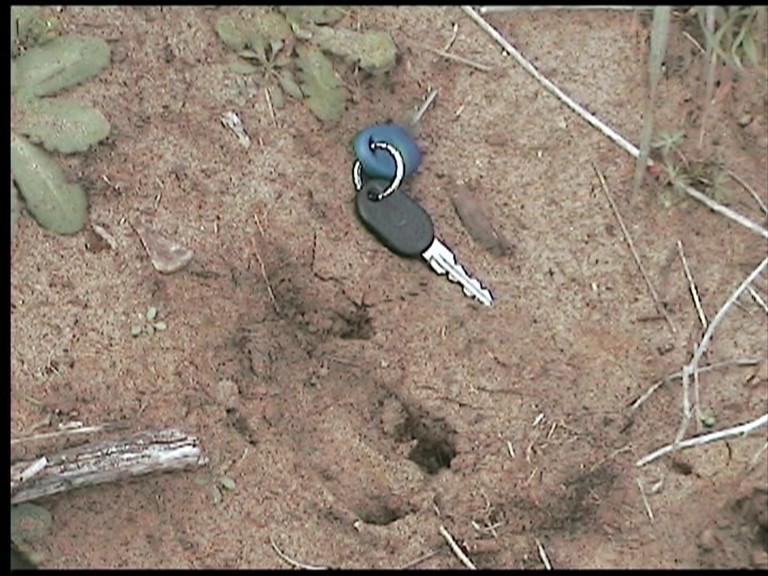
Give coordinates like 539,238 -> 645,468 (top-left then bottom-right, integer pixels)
452,182 -> 515,257
11,132 -> 88,234
133,221 -> 194,274
220,111 -> 252,148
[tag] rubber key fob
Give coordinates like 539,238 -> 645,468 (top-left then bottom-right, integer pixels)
352,123 -> 422,181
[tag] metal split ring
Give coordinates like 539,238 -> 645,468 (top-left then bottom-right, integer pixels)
352,140 -> 406,201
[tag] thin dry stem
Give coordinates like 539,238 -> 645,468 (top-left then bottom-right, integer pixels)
727,170 -> 768,215
443,22 -> 459,52
397,549 -> 439,570
264,87 -> 278,128
253,213 -> 279,314
677,240 -> 708,330
593,163 -> 677,334
479,6 -> 654,13
11,421 -> 127,446
461,6 -> 768,240
535,538 -> 553,570
439,525 -> 477,570
424,46 -> 494,71
269,537 -> 328,570
747,285 -> 768,314
635,477 -> 655,523
689,257 -> 768,373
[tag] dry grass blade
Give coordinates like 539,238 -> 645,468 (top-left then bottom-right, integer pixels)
633,6 -> 671,195
439,525 -> 477,570
269,537 -> 329,570
699,5 -> 718,149
593,162 -> 677,334
460,5 -> 768,240
479,6 -> 654,14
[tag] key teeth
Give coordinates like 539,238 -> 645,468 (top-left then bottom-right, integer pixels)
447,270 -> 494,307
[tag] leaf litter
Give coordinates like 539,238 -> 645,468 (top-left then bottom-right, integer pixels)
133,221 -> 194,274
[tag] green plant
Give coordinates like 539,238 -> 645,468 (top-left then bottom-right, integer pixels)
11,6 -> 112,237
696,5 -> 766,71
194,452 -> 238,505
130,306 -> 168,337
11,502 -> 53,568
215,6 -> 398,125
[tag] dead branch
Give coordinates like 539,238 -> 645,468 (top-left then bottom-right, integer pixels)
11,428 -> 207,504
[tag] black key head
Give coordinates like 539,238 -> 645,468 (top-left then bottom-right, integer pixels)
356,179 -> 435,258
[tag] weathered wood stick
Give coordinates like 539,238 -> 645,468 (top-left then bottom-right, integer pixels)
11,428 -> 207,504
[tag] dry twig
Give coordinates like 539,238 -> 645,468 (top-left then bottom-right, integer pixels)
677,240 -> 708,329
593,163 -> 677,334
424,46 -> 494,71
636,413 -> 768,467
269,537 -> 329,570
439,525 -> 477,570
253,212 -> 279,313
11,428 -> 206,504
479,6 -> 653,13
747,285 -> 768,315
535,538 -> 553,570
635,477 -> 655,523
727,169 -> 768,215
671,257 -> 768,446
397,549 -> 439,570
629,358 -> 759,414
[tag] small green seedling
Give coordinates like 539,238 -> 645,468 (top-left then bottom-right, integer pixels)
215,6 -> 397,126
699,408 -> 717,428
131,306 -> 168,338
194,453 -> 238,505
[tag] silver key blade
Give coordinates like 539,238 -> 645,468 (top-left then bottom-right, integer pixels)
422,238 -> 494,307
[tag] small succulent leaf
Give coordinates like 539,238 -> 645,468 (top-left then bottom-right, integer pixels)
215,8 -> 292,62
10,504 -> 53,547
229,60 -> 261,75
277,69 -> 304,100
309,25 -> 397,75
268,83 -> 285,109
295,45 -> 347,124
17,97 -> 110,154
14,34 -> 111,98
279,6 -> 345,26
11,132 -> 88,234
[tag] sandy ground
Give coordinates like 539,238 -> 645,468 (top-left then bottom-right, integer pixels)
11,6 -> 768,569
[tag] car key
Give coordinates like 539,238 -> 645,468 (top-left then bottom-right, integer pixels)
353,167 -> 494,308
